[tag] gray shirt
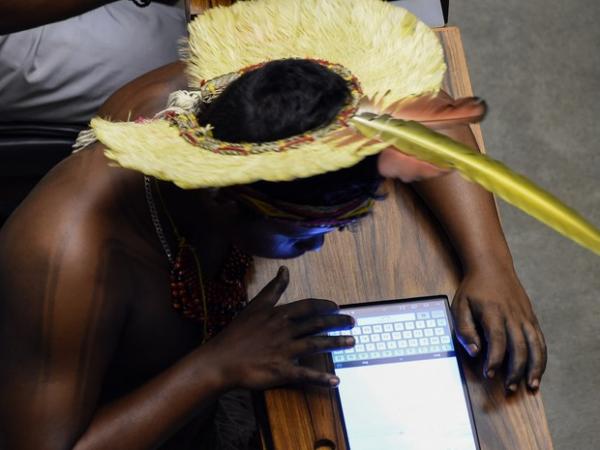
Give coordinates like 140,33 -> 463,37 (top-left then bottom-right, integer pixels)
0,1 -> 186,124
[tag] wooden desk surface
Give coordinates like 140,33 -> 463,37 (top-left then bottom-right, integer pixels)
247,27 -> 554,450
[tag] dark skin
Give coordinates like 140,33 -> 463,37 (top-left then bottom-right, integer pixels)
0,0 -> 181,34
412,125 -> 547,391
0,62 -> 546,449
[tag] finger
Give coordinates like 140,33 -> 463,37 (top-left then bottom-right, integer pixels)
289,335 -> 355,356
288,365 -> 341,388
248,266 -> 289,310
537,327 -> 548,375
523,323 -> 546,390
451,297 -> 481,357
482,315 -> 507,379
278,298 -> 339,320
505,322 -> 528,393
291,314 -> 355,337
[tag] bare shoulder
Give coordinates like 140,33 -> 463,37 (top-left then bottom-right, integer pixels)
0,155 -> 130,317
0,60 -> 185,324
0,146 -> 151,319
0,177 -> 161,447
0,61 -> 188,270
0,61 -> 185,448
0,156 -> 143,448
98,61 -> 189,121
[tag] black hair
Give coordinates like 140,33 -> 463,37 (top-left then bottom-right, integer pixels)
197,59 -> 382,206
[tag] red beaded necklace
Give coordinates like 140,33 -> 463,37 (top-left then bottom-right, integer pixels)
144,176 -> 253,340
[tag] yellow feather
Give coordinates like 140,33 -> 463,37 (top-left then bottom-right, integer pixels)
349,114 -> 600,255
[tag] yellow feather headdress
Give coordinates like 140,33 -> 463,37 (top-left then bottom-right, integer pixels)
90,0 -> 600,255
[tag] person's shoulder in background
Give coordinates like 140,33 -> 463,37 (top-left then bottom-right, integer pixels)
0,0 -> 187,125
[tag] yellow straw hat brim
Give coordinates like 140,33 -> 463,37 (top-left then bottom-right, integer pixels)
93,0 -> 445,188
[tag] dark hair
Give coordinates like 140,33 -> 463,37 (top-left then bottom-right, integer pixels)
197,59 -> 382,206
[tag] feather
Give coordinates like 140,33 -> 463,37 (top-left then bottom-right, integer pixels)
358,91 -> 487,129
348,113 -> 600,256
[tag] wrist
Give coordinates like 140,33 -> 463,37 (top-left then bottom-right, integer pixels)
459,244 -> 515,276
193,340 -> 239,392
190,343 -> 235,393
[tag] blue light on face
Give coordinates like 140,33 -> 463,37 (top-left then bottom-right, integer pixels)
292,233 -> 326,253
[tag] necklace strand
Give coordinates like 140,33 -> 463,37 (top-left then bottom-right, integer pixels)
143,175 -> 252,339
144,175 -> 173,263
144,175 -> 208,336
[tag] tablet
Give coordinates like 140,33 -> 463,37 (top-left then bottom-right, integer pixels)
329,296 -> 480,450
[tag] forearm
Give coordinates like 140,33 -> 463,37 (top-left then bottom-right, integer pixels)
74,346 -> 227,450
412,125 -> 514,273
0,0 -> 115,34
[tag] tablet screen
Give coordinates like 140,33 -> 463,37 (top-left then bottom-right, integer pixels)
329,296 -> 480,450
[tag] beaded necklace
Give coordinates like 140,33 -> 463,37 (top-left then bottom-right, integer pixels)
144,176 -> 252,340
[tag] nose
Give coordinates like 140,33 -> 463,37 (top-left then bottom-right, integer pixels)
294,234 -> 325,252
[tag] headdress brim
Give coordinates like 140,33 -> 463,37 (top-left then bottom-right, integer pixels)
94,116 -> 389,189
92,0 -> 444,189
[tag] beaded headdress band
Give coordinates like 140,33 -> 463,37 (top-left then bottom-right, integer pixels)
87,0 -> 600,254
167,60 -> 363,156
231,186 -> 376,228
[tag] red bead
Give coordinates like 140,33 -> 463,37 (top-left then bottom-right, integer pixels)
168,246 -> 252,338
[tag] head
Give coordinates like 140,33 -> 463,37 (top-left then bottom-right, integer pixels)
197,59 -> 382,258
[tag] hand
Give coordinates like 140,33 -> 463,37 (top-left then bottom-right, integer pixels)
206,266 -> 355,390
451,264 -> 547,393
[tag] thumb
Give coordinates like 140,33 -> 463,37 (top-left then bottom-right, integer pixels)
452,294 -> 481,357
248,266 -> 289,310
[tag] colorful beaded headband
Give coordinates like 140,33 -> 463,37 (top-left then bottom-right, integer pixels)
231,186 -> 377,228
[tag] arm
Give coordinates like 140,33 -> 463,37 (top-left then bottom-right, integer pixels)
0,0 -> 182,34
0,217 -> 352,450
0,62 -> 353,450
411,124 -> 547,392
0,0 -> 112,34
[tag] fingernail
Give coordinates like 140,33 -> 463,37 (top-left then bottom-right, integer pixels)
468,344 -> 479,355
329,376 -> 340,386
507,384 -> 517,393
345,337 -> 355,346
530,379 -> 540,390
486,369 -> 495,379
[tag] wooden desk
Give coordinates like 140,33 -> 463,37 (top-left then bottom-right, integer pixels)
247,27 -> 554,450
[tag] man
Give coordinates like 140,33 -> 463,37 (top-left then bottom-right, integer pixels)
0,57 -> 546,449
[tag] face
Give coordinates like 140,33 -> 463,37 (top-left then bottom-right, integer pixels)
231,213 -> 338,259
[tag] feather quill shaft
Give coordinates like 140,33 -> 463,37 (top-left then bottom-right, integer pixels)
349,113 -> 600,256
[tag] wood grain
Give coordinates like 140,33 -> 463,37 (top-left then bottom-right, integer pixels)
246,27 -> 554,450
